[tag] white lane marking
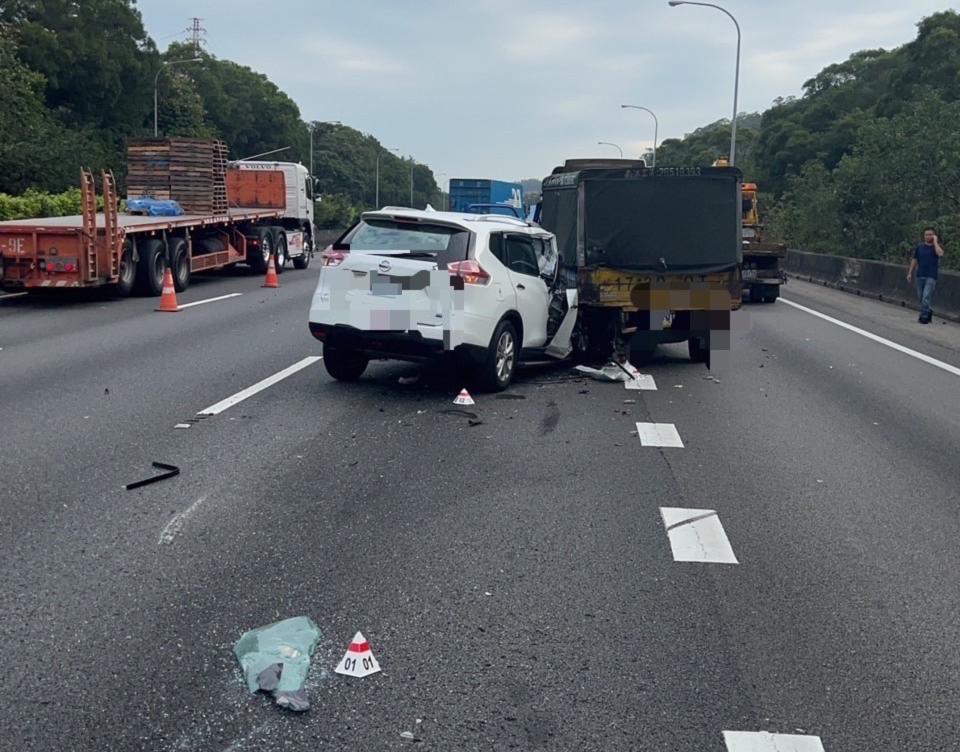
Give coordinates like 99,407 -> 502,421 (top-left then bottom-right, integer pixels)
624,374 -> 657,391
635,422 -> 684,447
177,292 -> 243,310
0,292 -> 28,300
660,507 -> 738,564
723,730 -> 826,751
159,496 -> 206,545
780,297 -> 960,378
197,356 -> 322,416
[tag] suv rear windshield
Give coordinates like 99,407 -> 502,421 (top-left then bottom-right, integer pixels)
335,219 -> 471,267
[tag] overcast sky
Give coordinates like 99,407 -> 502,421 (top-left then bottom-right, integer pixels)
138,0 -> 954,183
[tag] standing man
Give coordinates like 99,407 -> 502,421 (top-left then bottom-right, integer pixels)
906,227 -> 945,323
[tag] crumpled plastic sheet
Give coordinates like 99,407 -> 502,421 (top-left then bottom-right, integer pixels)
234,616 -> 321,712
574,363 -> 640,383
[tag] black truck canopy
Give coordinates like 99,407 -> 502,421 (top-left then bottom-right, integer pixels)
540,165 -> 742,273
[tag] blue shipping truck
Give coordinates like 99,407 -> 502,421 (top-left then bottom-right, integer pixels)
448,179 -> 524,218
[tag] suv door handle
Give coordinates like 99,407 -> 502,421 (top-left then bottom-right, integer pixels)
516,283 -> 526,290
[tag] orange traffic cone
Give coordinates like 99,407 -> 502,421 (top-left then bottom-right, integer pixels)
156,267 -> 179,312
262,254 -> 279,288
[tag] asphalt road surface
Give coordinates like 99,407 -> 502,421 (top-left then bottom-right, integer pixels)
2,269 -> 958,751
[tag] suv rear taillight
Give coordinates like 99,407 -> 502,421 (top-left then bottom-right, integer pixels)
322,249 -> 348,267
447,260 -> 490,286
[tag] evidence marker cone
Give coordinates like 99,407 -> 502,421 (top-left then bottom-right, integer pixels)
334,631 -> 381,677
262,253 -> 280,288
156,267 -> 179,312
453,388 -> 475,406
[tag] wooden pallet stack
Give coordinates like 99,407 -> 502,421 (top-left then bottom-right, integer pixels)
127,138 -> 229,214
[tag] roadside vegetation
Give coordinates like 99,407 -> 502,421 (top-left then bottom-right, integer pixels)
0,1 -> 440,226
657,11 -> 960,270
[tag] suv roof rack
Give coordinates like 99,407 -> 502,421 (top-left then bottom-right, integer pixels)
467,215 -> 530,227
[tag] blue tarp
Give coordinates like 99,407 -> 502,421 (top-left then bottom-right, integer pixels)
126,198 -> 184,217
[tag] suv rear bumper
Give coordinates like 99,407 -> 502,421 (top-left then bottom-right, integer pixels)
309,322 -> 487,365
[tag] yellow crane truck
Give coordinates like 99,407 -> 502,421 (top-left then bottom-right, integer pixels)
539,159 -> 742,369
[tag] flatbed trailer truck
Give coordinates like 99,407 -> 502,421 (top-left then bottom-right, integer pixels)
0,159 -> 316,297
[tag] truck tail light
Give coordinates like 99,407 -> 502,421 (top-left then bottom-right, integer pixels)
322,250 -> 348,267
447,260 -> 490,286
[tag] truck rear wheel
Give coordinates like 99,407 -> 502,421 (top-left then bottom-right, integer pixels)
249,228 -> 272,274
170,238 -> 191,292
271,228 -> 287,274
113,242 -> 135,297
323,345 -> 368,381
135,238 -> 166,296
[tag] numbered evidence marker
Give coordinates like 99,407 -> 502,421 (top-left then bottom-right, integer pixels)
723,731 -> 826,752
334,631 -> 381,678
453,388 -> 476,406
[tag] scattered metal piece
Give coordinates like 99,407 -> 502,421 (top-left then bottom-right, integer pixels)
439,408 -> 478,419
125,462 -> 180,490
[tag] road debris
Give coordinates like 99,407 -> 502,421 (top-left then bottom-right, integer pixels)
453,388 -> 475,406
335,631 -> 381,678
574,363 -> 639,383
398,374 -> 420,385
234,616 -> 321,712
174,423 -> 191,429
439,408 -> 478,420
623,399 -> 637,404
468,418 -> 485,427
125,461 -> 180,490
400,731 -> 415,740
578,389 -> 590,395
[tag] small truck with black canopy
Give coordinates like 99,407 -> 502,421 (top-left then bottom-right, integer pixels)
538,159 -> 742,368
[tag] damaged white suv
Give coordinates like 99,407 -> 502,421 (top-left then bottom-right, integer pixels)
308,208 -> 578,390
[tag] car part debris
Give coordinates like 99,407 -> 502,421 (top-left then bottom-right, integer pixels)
574,363 -> 639,383
468,418 -> 484,427
125,462 -> 180,490
234,616 -> 321,712
439,408 -> 478,419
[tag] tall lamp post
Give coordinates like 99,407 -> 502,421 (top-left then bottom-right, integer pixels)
621,104 -> 659,169
598,141 -> 624,158
310,120 -> 341,182
154,58 -> 202,137
375,147 -> 400,209
668,0 -> 741,166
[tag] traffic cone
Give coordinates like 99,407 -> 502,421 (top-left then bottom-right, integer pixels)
262,254 -> 279,288
453,388 -> 475,406
156,267 -> 179,312
334,631 -> 381,677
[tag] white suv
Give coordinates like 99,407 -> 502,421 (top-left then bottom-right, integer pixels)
308,208 -> 578,390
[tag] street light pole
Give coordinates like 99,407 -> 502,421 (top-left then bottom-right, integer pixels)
598,141 -> 624,158
668,0 -> 741,166
621,104 -> 659,169
375,147 -> 399,209
154,58 -> 202,137
409,162 -> 414,207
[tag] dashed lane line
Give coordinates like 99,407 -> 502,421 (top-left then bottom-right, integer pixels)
723,730 -> 826,751
635,422 -> 684,447
197,356 -> 322,416
177,292 -> 243,309
660,507 -> 739,564
779,296 -> 960,378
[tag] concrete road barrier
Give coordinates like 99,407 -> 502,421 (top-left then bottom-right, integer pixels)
785,249 -> 960,322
